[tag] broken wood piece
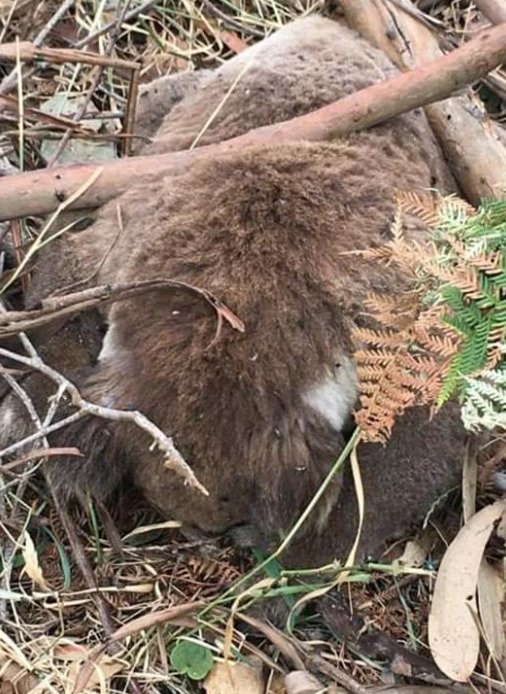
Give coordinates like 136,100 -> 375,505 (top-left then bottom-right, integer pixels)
2,20 -> 506,220
341,0 -> 506,204
0,41 -> 137,71
474,0 -> 506,25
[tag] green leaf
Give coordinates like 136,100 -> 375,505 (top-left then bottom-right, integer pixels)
170,640 -> 214,681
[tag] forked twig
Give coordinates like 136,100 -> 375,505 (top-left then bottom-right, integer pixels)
0,280 -> 245,338
0,341 -> 208,495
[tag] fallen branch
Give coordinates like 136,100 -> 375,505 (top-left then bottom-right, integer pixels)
2,21 -> 506,220
474,0 -> 506,25
341,0 -> 506,204
0,41 -> 137,71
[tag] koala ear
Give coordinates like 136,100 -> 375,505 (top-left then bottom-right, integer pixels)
44,411 -> 127,505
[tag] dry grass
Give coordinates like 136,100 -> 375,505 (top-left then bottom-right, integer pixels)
0,1 -> 504,693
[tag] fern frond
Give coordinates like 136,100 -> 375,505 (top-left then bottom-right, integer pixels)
461,369 -> 506,431
466,251 -> 502,274
354,192 -> 506,439
353,327 -> 405,348
396,190 -> 440,228
412,327 -> 459,357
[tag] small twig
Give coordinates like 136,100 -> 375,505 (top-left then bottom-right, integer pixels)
45,0 -> 137,165
0,95 -> 92,132
0,0 -> 76,96
0,280 -> 245,338
199,0 -> 265,38
73,0 -> 162,49
0,42 -> 137,70
0,407 -> 85,458
0,447 -> 82,472
0,343 -> 208,495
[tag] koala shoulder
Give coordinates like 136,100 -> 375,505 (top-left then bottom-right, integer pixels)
144,16 -> 416,153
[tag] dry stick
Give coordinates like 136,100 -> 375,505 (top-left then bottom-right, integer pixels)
0,95 -> 92,132
0,0 -> 76,96
474,0 -> 506,25
0,280 -> 245,338
0,325 -> 118,640
73,0 -> 163,48
0,344 -> 207,494
341,0 -> 506,204
2,20 -> 506,220
0,42 -> 137,70
45,0 -> 137,165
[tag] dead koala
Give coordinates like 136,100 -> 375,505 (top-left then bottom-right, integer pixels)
0,16 -> 468,567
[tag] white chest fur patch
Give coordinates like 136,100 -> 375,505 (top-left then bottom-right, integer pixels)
0,400 -> 16,430
302,356 -> 358,431
98,326 -> 118,362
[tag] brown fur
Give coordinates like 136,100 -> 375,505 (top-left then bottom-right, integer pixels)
0,16 -> 468,566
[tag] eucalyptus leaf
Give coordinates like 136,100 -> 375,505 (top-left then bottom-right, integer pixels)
40,93 -> 118,165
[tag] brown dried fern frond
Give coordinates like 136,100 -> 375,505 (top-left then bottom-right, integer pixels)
353,326 -> 406,349
362,290 -> 422,330
396,190 -> 440,228
412,326 -> 460,358
396,191 -> 475,230
466,251 -> 503,275
352,200 -> 463,443
354,306 -> 456,442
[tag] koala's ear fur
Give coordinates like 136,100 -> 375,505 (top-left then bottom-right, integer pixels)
132,70 -> 214,154
45,414 -> 122,503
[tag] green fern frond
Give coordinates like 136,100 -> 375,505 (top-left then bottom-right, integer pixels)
354,194 -> 506,440
461,369 -> 506,432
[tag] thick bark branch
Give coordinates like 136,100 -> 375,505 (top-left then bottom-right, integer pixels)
2,21 -> 506,220
341,0 -> 506,204
474,0 -> 506,25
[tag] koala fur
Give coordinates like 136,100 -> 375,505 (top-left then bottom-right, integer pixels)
0,16 -> 468,567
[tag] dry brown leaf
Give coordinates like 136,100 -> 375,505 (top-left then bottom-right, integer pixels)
218,29 -> 249,54
477,559 -> 505,661
0,661 -> 38,694
428,498 -> 506,681
284,670 -> 324,694
204,659 -> 263,694
69,657 -> 124,692
268,673 -> 287,694
395,530 -> 434,567
21,532 -> 49,591
53,642 -> 92,662
73,602 -> 203,693
108,601 -> 204,641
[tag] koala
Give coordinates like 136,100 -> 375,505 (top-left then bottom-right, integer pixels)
0,16 -> 467,567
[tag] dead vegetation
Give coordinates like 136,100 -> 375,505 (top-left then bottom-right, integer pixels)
0,2 -> 505,694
